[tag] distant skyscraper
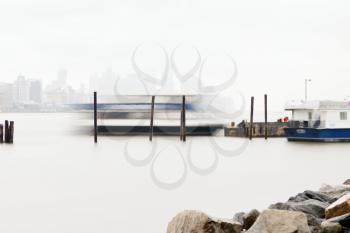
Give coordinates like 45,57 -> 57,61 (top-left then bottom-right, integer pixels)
0,82 -> 14,110
13,75 -> 29,104
28,79 -> 42,104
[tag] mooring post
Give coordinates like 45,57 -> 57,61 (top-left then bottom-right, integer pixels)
182,96 -> 186,142
8,121 -> 14,143
94,91 -> 98,143
0,124 -> 3,143
149,96 -> 155,141
180,108 -> 183,141
4,120 -> 9,143
264,94 -> 268,140
249,97 -> 254,140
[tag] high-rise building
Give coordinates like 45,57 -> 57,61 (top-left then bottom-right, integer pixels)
0,82 -> 14,111
13,75 -> 29,104
28,79 -> 42,104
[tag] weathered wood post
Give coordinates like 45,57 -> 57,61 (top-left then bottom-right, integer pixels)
0,124 -> 3,143
149,96 -> 155,141
4,120 -> 9,143
94,91 -> 98,143
249,97 -> 254,140
182,95 -> 186,142
8,121 -> 14,143
264,94 -> 268,140
180,108 -> 183,141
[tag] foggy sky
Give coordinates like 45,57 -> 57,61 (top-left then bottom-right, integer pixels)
1,0 -> 350,112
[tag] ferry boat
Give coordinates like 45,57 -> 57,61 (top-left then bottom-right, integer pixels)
284,100 -> 350,142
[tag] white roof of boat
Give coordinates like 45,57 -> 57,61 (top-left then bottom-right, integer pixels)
285,100 -> 350,110
119,90 -> 199,96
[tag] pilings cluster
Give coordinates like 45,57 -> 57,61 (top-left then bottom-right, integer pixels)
0,120 -> 14,144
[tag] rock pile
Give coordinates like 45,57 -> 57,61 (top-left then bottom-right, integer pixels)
167,180 -> 350,233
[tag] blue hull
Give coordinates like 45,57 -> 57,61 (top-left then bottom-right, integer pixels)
284,128 -> 350,142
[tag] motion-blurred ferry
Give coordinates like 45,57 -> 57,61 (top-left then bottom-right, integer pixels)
284,100 -> 350,142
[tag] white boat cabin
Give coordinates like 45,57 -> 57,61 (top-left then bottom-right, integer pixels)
285,100 -> 350,128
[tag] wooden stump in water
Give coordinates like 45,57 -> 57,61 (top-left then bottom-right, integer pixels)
8,121 -> 14,143
3,120 -> 14,144
0,124 -> 3,143
4,120 -> 9,143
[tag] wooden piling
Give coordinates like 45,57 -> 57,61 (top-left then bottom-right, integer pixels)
249,97 -> 254,140
180,108 -> 183,141
264,94 -> 268,140
4,120 -> 9,143
149,96 -> 155,141
182,96 -> 186,142
94,92 -> 97,143
0,124 -> 3,143
8,121 -> 14,143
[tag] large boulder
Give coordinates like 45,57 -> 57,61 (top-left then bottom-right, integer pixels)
269,199 -> 329,218
320,221 -> 342,233
167,210 -> 242,233
246,209 -> 310,233
242,209 -> 260,230
320,184 -> 350,199
326,194 -> 350,219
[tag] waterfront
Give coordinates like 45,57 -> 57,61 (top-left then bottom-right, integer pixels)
0,113 -> 349,233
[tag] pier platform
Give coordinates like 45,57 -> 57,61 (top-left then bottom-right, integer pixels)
224,122 -> 287,138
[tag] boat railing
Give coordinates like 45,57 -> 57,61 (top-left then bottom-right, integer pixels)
288,120 -> 325,128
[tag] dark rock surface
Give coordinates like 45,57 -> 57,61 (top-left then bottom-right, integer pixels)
289,190 -> 337,204
242,209 -> 260,230
269,199 -> 329,218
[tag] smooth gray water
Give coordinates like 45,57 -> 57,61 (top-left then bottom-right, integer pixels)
0,113 -> 349,233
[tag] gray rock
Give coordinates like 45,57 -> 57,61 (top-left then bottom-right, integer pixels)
328,213 -> 350,228
233,212 -> 245,226
344,180 -> 350,185
289,190 -> 337,204
246,209 -> 310,233
167,210 -> 242,233
243,209 -> 260,230
319,184 -> 350,199
307,214 -> 323,233
320,221 -> 342,233
269,199 -> 329,218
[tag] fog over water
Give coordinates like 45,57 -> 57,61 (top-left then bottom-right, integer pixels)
0,113 -> 349,233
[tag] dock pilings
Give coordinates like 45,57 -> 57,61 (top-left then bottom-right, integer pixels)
94,91 -> 98,143
264,94 -> 268,140
249,94 -> 268,140
0,124 -> 3,143
149,96 -> 155,141
0,120 -> 14,144
249,96 -> 254,140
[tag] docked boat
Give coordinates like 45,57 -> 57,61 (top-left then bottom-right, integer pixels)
284,100 -> 350,142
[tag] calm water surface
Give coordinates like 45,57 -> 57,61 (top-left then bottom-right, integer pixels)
0,113 -> 349,233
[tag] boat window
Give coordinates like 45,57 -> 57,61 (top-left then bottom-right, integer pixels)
340,112 -> 348,120
308,112 -> 312,120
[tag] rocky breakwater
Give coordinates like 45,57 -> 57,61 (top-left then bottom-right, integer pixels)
167,180 -> 350,233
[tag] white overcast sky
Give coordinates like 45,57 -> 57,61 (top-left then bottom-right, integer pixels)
1,0 -> 350,111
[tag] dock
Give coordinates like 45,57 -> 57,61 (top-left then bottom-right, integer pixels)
224,122 -> 287,138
